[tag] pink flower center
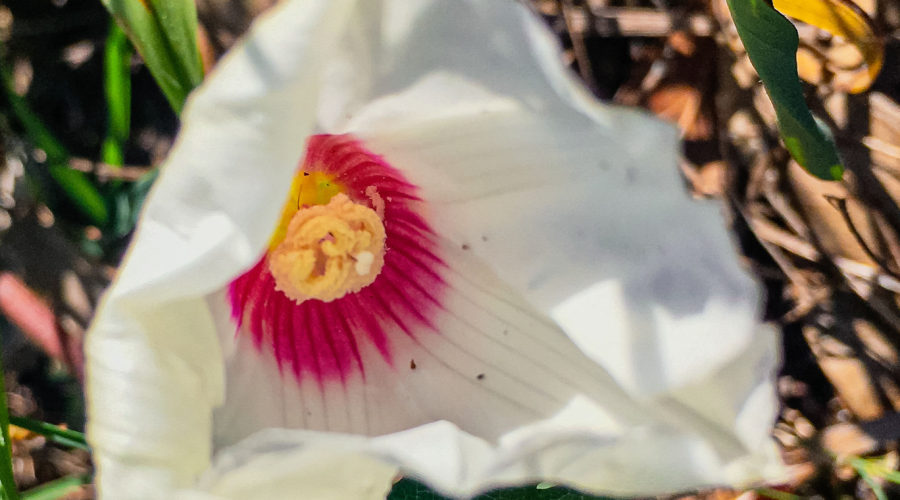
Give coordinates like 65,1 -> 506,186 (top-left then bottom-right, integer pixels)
228,134 -> 445,384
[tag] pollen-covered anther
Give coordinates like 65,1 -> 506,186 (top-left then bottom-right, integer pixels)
269,193 -> 386,303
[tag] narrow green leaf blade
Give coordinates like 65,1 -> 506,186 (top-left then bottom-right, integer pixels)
147,0 -> 204,85
726,0 -> 844,181
102,0 -> 203,114
0,347 -> 19,500
8,417 -> 88,451
852,458 -> 889,500
47,167 -> 110,226
20,476 -> 90,500
101,21 -> 133,167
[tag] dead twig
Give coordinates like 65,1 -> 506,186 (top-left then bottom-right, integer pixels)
826,195 -> 900,279
67,158 -> 153,182
562,6 -> 716,37
751,215 -> 900,295
559,1 -> 599,94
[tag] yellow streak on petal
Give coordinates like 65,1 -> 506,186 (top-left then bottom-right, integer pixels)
269,170 -> 345,250
774,0 -> 883,93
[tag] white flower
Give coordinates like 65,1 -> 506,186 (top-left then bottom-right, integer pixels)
85,0 -> 784,499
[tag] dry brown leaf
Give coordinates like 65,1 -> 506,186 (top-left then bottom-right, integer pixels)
787,161 -> 879,266
796,46 -> 825,86
822,422 -> 879,457
804,326 -> 884,419
774,0 -> 883,93
869,93 -> 900,173
646,84 -> 712,141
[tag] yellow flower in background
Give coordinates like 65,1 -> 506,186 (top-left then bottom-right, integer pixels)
85,0 -> 783,498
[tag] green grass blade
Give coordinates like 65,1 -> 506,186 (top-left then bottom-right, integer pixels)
859,470 -> 889,500
0,356 -> 20,500
101,20 -> 133,167
102,0 -> 203,114
7,417 -> 87,452
20,476 -> 89,500
726,0 -> 844,181
851,457 -> 889,500
874,466 -> 900,485
45,166 -> 109,226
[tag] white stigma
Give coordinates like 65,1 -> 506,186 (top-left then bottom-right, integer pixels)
354,251 -> 375,276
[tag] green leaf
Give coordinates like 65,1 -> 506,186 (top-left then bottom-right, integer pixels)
102,0 -> 203,114
101,20 -> 133,167
102,20 -> 140,237
20,476 -> 90,500
46,165 -> 110,226
726,0 -> 844,181
851,457 -> 889,500
0,351 -> 18,500
8,417 -> 88,451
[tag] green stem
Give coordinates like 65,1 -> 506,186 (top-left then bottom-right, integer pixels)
6,418 -> 87,451
101,20 -> 133,168
0,355 -> 20,500
20,475 -> 89,500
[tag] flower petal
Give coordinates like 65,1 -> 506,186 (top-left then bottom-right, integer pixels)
211,243 -> 780,496
316,1 -> 779,490
209,109 -> 782,492
212,240 -> 646,445
87,1 -> 360,496
317,1 -> 610,133
357,84 -> 765,394
322,5 -> 765,397
200,391 -> 784,498
176,444 -> 396,500
343,83 -> 782,493
87,0 -> 783,498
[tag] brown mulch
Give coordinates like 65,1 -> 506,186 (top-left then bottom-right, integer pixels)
543,0 -> 900,497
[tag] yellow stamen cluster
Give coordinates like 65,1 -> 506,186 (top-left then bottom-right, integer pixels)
269,193 -> 386,303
